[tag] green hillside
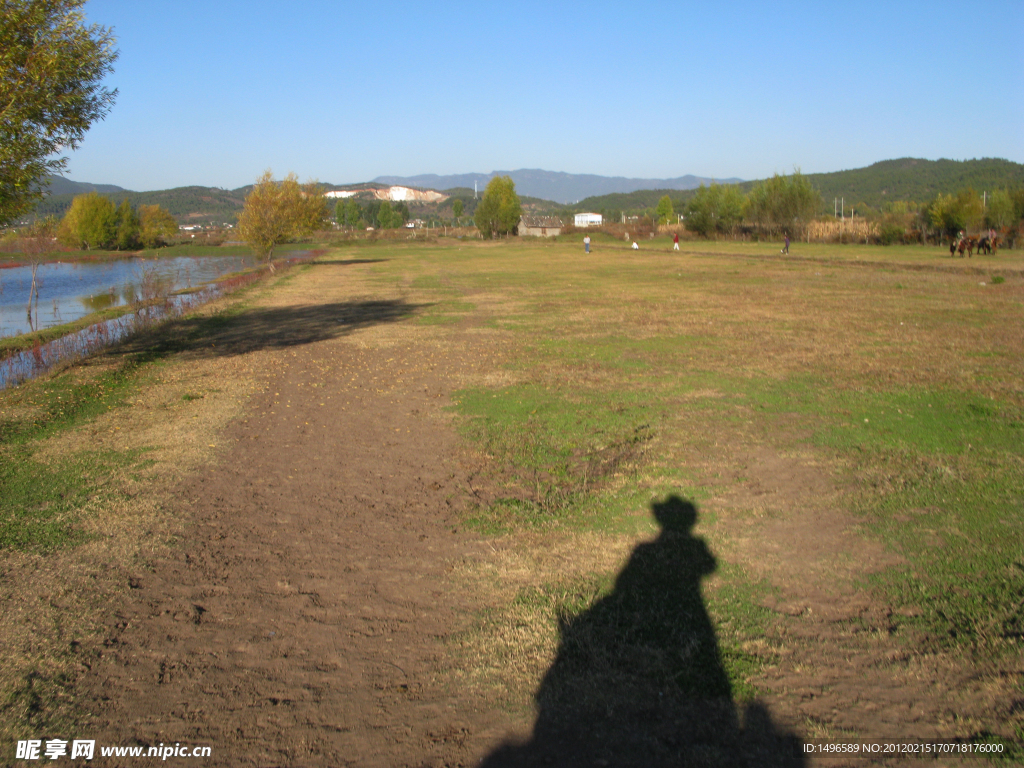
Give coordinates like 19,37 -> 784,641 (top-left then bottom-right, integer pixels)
571,189 -> 693,214
32,186 -> 247,224
801,158 -> 1024,209
574,158 -> 1024,216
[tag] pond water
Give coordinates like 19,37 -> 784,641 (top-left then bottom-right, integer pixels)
0,254 -> 259,338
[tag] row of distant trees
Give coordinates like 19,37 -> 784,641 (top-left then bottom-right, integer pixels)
51,192 -> 179,250
896,188 -> 1024,240
652,172 -> 835,238
334,197 -> 412,229
647,172 -> 1024,241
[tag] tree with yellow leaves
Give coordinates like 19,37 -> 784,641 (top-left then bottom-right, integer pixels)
238,170 -> 328,268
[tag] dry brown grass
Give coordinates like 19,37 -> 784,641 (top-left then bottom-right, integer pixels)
444,530 -> 642,709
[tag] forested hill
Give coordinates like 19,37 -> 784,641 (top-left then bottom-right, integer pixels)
43,176 -> 128,196
573,158 -> 1024,214
799,158 -> 1024,209
33,179 -> 248,224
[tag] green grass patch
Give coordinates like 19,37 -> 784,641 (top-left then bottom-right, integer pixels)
0,357 -> 143,445
0,352 -> 155,553
728,377 -> 1024,656
0,447 -> 150,553
453,384 -> 655,530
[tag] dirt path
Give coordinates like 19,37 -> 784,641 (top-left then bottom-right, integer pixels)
81,261 -> 514,766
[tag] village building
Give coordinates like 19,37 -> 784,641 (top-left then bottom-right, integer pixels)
574,212 -> 603,227
518,215 -> 564,237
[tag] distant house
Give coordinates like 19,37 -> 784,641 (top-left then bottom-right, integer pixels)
518,215 -> 563,237
574,212 -> 603,227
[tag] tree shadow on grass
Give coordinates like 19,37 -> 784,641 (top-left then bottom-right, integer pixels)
122,299 -> 426,360
481,495 -> 804,768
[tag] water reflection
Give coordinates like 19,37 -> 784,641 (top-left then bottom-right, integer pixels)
0,250 -> 316,389
80,290 -> 118,313
0,254 -> 260,337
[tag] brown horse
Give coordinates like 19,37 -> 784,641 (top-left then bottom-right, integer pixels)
977,237 -> 992,255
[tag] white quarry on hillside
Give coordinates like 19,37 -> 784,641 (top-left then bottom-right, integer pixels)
324,186 -> 447,202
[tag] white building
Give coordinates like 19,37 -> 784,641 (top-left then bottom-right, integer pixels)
574,212 -> 603,227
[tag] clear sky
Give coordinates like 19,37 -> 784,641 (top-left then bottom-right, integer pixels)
65,0 -> 1023,192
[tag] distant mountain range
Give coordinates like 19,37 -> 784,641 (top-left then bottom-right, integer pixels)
373,169 -> 744,205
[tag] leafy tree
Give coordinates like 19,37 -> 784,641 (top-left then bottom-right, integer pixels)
452,199 -> 464,224
393,201 -> 409,226
114,198 -> 139,250
655,195 -> 674,225
474,176 -> 522,239
138,204 -> 178,248
0,0 -> 118,225
238,170 -> 328,267
378,200 -> 395,229
58,191 -> 116,249
334,199 -> 345,225
345,198 -> 362,228
927,189 -> 983,238
685,184 -> 745,237
745,171 -> 821,235
985,189 -> 1016,230
1012,188 -> 1024,222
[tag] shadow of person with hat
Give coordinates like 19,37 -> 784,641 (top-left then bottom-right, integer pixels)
480,495 -> 804,767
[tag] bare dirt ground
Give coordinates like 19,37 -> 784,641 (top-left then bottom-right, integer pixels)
76,261 -> 523,766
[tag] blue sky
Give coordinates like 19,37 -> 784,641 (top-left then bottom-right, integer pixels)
66,0 -> 1023,191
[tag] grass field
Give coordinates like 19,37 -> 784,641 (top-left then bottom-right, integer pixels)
1,236 -> 1021,758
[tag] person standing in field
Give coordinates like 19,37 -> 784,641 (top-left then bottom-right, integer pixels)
781,234 -> 790,255
584,234 -> 591,254
673,232 -> 680,251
